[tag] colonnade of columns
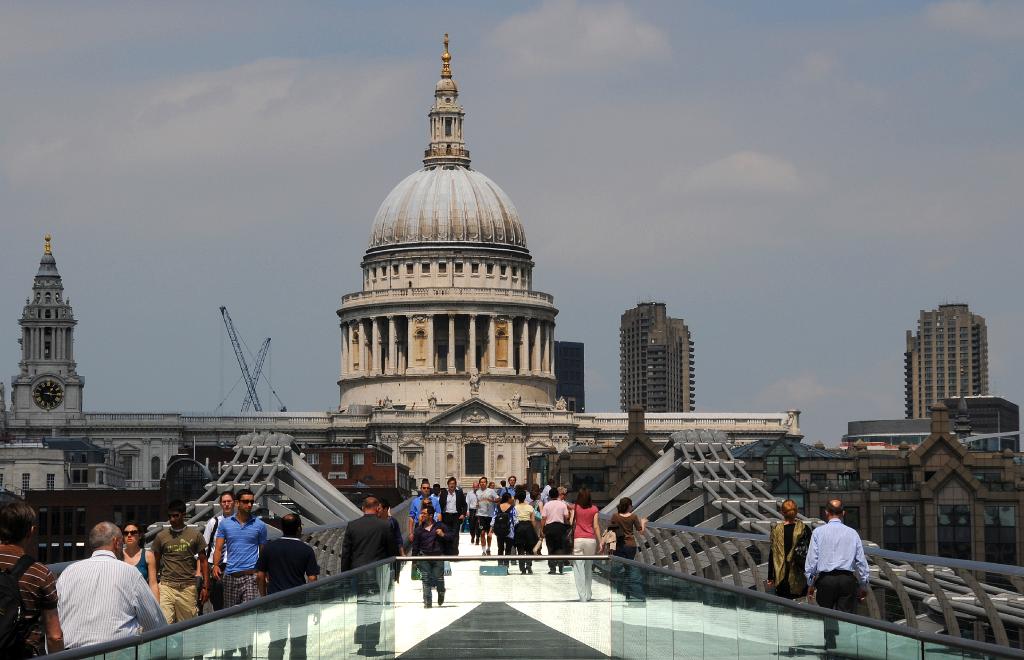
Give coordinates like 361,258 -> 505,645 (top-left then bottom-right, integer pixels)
340,313 -> 555,378
22,326 -> 73,361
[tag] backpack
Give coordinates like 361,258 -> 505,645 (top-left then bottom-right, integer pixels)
0,555 -> 36,653
493,506 -> 512,538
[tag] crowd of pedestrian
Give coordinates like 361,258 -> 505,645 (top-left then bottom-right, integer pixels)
401,475 -> 646,604
0,480 -> 871,657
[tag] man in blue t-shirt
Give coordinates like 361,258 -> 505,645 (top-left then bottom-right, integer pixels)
257,514 -> 318,660
212,488 -> 268,608
407,479 -> 441,537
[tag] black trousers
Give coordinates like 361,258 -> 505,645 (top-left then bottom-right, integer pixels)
515,522 -> 537,571
815,572 -> 858,612
497,533 -> 513,565
544,522 -> 567,571
442,513 -> 461,554
468,509 -> 478,541
208,564 -> 226,611
351,572 -> 382,651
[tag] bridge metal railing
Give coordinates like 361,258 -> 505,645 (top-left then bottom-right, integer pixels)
637,520 -> 1024,648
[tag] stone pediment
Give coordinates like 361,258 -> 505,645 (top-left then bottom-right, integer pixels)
527,440 -> 556,453
425,399 -> 526,428
399,439 -> 425,452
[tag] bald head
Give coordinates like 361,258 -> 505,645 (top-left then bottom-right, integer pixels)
825,499 -> 845,518
89,521 -> 124,558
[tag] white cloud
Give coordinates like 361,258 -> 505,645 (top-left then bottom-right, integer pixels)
792,52 -> 837,84
925,1 -> 1024,39
490,0 -> 670,75
1,57 -> 415,192
754,372 -> 840,410
0,4 -> 236,63
680,151 -> 803,196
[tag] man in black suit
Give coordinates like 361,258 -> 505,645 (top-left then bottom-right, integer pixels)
438,477 -> 467,554
341,497 -> 399,657
341,497 -> 400,571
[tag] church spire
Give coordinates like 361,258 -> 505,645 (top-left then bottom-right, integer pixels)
13,234 -> 83,417
423,33 -> 471,169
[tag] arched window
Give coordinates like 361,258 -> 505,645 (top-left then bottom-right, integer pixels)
465,443 -> 485,476
150,456 -> 161,481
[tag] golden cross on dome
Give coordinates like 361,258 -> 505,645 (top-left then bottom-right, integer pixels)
44,233 -> 52,256
441,33 -> 452,78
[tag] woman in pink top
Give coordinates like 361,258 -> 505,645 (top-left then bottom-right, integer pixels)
569,487 -> 602,601
541,487 -> 570,574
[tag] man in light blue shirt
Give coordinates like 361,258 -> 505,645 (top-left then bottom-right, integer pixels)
805,498 -> 869,613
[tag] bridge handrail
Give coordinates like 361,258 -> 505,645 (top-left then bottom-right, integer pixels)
41,553 -> 1023,660
643,519 -> 1024,576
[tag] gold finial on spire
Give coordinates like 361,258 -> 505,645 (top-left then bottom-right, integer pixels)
441,33 -> 452,78
44,233 -> 52,256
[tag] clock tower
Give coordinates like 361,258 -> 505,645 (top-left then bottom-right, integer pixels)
10,234 -> 84,421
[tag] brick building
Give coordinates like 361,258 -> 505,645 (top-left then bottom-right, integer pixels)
301,441 -> 411,503
23,488 -> 165,563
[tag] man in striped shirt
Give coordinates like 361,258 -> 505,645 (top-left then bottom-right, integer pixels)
56,522 -> 165,649
0,502 -> 63,657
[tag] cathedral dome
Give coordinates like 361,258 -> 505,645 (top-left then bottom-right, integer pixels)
367,166 -> 527,253
365,34 -> 528,257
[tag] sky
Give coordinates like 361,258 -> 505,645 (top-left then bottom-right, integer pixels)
1,1 -> 1022,444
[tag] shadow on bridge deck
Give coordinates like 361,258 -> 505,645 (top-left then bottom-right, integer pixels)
395,532 -> 609,658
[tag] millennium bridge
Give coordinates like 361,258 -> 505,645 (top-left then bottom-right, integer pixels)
46,431 -> 1024,659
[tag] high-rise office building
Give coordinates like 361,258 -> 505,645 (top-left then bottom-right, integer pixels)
554,341 -> 585,412
620,302 -> 694,412
904,304 -> 989,419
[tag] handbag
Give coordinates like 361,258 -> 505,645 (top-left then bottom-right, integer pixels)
601,529 -> 617,552
793,527 -> 811,573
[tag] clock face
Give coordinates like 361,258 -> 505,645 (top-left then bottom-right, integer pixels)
32,379 -> 64,410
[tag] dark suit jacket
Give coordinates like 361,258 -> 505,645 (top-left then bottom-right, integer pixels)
340,514 -> 400,571
438,488 -> 467,517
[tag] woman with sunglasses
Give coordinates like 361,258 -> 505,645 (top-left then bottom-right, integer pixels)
121,521 -> 158,599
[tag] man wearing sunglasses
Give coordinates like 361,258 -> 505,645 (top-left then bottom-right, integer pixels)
212,489 -> 267,609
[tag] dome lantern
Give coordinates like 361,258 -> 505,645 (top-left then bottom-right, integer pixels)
424,33 -> 471,169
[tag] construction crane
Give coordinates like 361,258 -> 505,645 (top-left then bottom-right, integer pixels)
242,338 -> 271,412
219,307 -> 287,413
220,306 -> 263,412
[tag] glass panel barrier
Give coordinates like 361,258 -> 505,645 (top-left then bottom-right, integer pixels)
46,554 -> 1022,660
609,557 -> 1023,660
44,559 -> 395,660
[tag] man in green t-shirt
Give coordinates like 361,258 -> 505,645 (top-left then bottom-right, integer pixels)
151,500 -> 208,623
